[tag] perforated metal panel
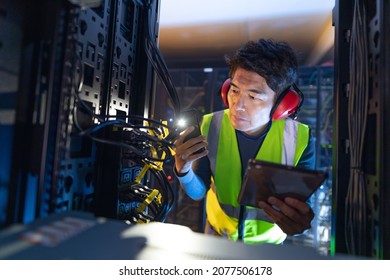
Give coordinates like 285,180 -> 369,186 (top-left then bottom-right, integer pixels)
1,0 -> 160,227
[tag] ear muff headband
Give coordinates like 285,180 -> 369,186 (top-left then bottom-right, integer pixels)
220,79 -> 304,120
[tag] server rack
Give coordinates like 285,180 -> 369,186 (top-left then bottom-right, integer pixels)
332,0 -> 390,259
0,0 -> 164,228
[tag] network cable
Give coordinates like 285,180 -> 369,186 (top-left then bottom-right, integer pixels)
345,0 -> 369,256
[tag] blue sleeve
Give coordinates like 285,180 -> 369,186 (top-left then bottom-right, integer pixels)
174,168 -> 207,200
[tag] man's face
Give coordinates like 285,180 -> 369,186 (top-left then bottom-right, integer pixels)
228,68 -> 276,136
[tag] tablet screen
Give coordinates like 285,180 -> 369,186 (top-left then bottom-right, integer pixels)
238,159 -> 328,207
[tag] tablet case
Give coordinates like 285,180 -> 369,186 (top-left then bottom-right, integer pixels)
238,159 -> 328,207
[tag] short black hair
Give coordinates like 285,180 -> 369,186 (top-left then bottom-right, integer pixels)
225,39 -> 298,97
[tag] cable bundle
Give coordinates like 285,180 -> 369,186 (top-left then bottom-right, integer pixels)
118,121 -> 176,223
118,170 -> 174,224
345,0 -> 369,256
140,0 -> 181,113
65,0 -> 181,224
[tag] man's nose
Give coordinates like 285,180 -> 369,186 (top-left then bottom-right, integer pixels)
235,92 -> 247,110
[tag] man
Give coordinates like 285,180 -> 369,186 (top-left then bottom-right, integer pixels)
173,39 -> 315,244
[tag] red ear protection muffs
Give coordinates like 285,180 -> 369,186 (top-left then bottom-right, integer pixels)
270,84 -> 304,120
221,78 -> 231,108
220,78 -> 304,120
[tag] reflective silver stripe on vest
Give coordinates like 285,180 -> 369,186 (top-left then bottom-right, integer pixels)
207,111 -> 224,175
282,118 -> 298,166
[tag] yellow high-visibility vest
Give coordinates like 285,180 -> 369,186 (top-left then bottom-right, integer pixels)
201,109 -> 310,244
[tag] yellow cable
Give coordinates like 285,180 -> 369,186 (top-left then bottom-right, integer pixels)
136,189 -> 160,212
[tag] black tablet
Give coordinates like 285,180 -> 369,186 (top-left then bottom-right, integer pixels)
238,159 -> 328,207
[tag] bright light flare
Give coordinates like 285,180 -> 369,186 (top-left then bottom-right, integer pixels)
176,118 -> 187,128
